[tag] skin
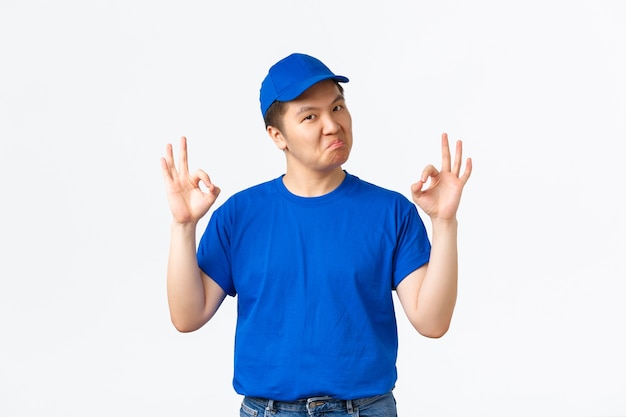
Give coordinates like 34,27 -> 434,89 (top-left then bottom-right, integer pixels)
160,137 -> 225,332
266,80 -> 353,197
160,79 -> 472,337
397,135 -> 472,337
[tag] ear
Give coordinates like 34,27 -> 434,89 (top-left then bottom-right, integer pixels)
267,125 -> 287,151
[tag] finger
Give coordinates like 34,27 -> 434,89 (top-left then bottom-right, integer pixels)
209,184 -> 221,197
460,157 -> 473,184
193,169 -> 221,198
164,143 -> 174,167
160,156 -> 172,182
411,180 -> 424,195
441,133 -> 451,172
452,140 -> 463,177
195,169 -> 215,191
178,136 -> 190,177
420,164 -> 439,183
161,143 -> 175,180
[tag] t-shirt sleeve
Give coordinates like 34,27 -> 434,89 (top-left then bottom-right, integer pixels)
392,203 -> 431,289
196,207 -> 237,297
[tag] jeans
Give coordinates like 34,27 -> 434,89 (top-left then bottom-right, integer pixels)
239,391 -> 397,417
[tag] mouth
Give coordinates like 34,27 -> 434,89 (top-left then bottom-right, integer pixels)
327,139 -> 344,149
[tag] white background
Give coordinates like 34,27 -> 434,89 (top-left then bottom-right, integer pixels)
1,1 -> 625,416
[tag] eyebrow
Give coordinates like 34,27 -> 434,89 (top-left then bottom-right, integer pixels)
294,94 -> 345,116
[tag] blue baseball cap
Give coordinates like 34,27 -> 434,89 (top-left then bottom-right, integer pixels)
260,53 -> 349,118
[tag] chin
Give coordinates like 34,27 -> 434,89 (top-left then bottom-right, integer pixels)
331,152 -> 350,166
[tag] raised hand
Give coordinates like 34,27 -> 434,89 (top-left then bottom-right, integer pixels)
160,136 -> 221,224
411,133 -> 472,221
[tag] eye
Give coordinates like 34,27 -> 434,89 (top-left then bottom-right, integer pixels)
333,104 -> 344,112
303,114 -> 316,121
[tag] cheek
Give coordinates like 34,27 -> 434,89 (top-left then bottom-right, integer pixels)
341,119 -> 353,138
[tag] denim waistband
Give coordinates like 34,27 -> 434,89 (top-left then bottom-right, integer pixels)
244,391 -> 391,414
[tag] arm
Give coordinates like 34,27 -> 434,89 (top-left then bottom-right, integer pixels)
161,136 -> 226,333
396,133 -> 472,338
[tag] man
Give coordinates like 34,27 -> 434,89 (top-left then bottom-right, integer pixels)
161,52 -> 472,416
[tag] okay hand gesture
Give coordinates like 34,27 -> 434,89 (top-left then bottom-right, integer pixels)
160,136 -> 221,225
411,133 -> 472,221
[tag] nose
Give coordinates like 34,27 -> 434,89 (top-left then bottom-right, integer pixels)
321,113 -> 340,135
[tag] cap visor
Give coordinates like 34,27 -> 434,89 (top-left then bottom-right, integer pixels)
276,74 -> 349,102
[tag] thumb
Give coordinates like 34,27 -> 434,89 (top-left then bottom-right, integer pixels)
410,179 -> 427,201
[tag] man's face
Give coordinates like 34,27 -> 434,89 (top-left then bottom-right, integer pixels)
268,80 -> 353,174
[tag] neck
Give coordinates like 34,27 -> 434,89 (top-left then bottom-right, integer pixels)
282,167 -> 346,197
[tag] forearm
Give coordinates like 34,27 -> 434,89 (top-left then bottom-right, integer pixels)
415,218 -> 459,336
166,222 -> 208,332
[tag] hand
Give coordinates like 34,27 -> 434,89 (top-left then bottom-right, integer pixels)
411,133 -> 472,221
160,136 -> 221,224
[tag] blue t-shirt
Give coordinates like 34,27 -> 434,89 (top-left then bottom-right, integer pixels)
197,172 -> 431,401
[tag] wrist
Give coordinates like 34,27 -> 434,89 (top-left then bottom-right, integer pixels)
430,217 -> 458,231
170,220 -> 198,234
